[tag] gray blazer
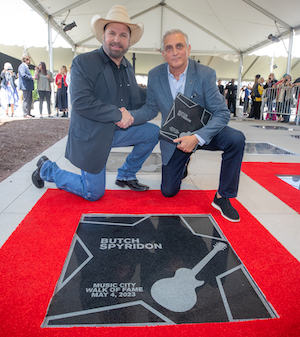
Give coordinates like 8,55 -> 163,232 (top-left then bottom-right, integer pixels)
66,47 -> 146,174
18,62 -> 34,91
130,60 -> 230,165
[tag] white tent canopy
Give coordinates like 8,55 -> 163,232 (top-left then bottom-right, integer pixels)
23,0 -> 300,53
3,0 -> 300,81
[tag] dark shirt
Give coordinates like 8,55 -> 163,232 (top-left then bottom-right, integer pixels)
226,82 -> 237,98
101,49 -> 132,110
218,84 -> 224,95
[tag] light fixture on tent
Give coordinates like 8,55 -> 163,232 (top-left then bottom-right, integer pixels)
63,21 -> 77,32
52,10 -> 75,44
273,64 -> 278,69
268,34 -> 281,43
267,21 -> 289,57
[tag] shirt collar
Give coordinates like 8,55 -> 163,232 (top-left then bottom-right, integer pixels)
167,59 -> 189,80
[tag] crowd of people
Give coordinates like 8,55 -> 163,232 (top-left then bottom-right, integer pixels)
0,56 -> 71,118
218,73 -> 300,123
1,58 -> 299,123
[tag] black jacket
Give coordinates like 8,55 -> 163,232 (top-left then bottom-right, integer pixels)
66,47 -> 146,174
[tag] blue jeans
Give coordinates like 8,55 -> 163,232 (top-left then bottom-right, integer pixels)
161,126 -> 245,199
40,123 -> 159,201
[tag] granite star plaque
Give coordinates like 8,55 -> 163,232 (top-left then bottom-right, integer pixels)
42,215 -> 277,327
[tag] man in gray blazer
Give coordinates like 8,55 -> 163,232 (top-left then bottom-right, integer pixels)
127,29 -> 245,222
18,55 -> 35,118
32,5 -> 159,200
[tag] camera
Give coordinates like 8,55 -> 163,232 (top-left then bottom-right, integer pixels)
269,77 -> 271,80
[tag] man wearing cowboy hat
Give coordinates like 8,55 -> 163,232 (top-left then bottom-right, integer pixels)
32,5 -> 159,201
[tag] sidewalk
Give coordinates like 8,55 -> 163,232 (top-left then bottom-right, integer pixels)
1,110 -> 300,262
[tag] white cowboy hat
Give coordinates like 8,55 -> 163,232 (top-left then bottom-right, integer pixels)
91,5 -> 144,46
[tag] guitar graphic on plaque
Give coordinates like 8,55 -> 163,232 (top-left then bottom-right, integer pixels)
150,242 -> 227,312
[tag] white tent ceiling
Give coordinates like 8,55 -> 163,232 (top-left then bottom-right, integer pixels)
13,0 -> 300,81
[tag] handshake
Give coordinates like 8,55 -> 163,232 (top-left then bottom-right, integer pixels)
116,107 -> 134,129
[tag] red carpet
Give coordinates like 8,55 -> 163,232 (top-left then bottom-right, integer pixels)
242,162 -> 300,214
1,189 -> 300,336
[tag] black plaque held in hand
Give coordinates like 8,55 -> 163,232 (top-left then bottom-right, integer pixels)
160,93 -> 212,142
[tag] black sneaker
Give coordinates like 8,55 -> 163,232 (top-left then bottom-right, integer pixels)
211,193 -> 240,222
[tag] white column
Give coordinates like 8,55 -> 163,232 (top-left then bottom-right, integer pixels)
73,46 -> 77,58
286,29 -> 294,75
236,53 -> 243,117
48,18 -> 55,112
270,52 -> 274,74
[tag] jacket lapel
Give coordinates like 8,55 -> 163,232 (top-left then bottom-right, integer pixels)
184,60 -> 197,99
159,63 -> 174,108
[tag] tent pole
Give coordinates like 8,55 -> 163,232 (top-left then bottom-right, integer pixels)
286,29 -> 294,75
48,17 -> 55,114
73,47 -> 77,58
132,53 -> 136,73
160,2 -> 164,51
270,52 -> 274,74
236,53 -> 243,115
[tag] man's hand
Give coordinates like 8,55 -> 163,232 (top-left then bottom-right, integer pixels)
173,135 -> 199,153
116,107 -> 134,129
